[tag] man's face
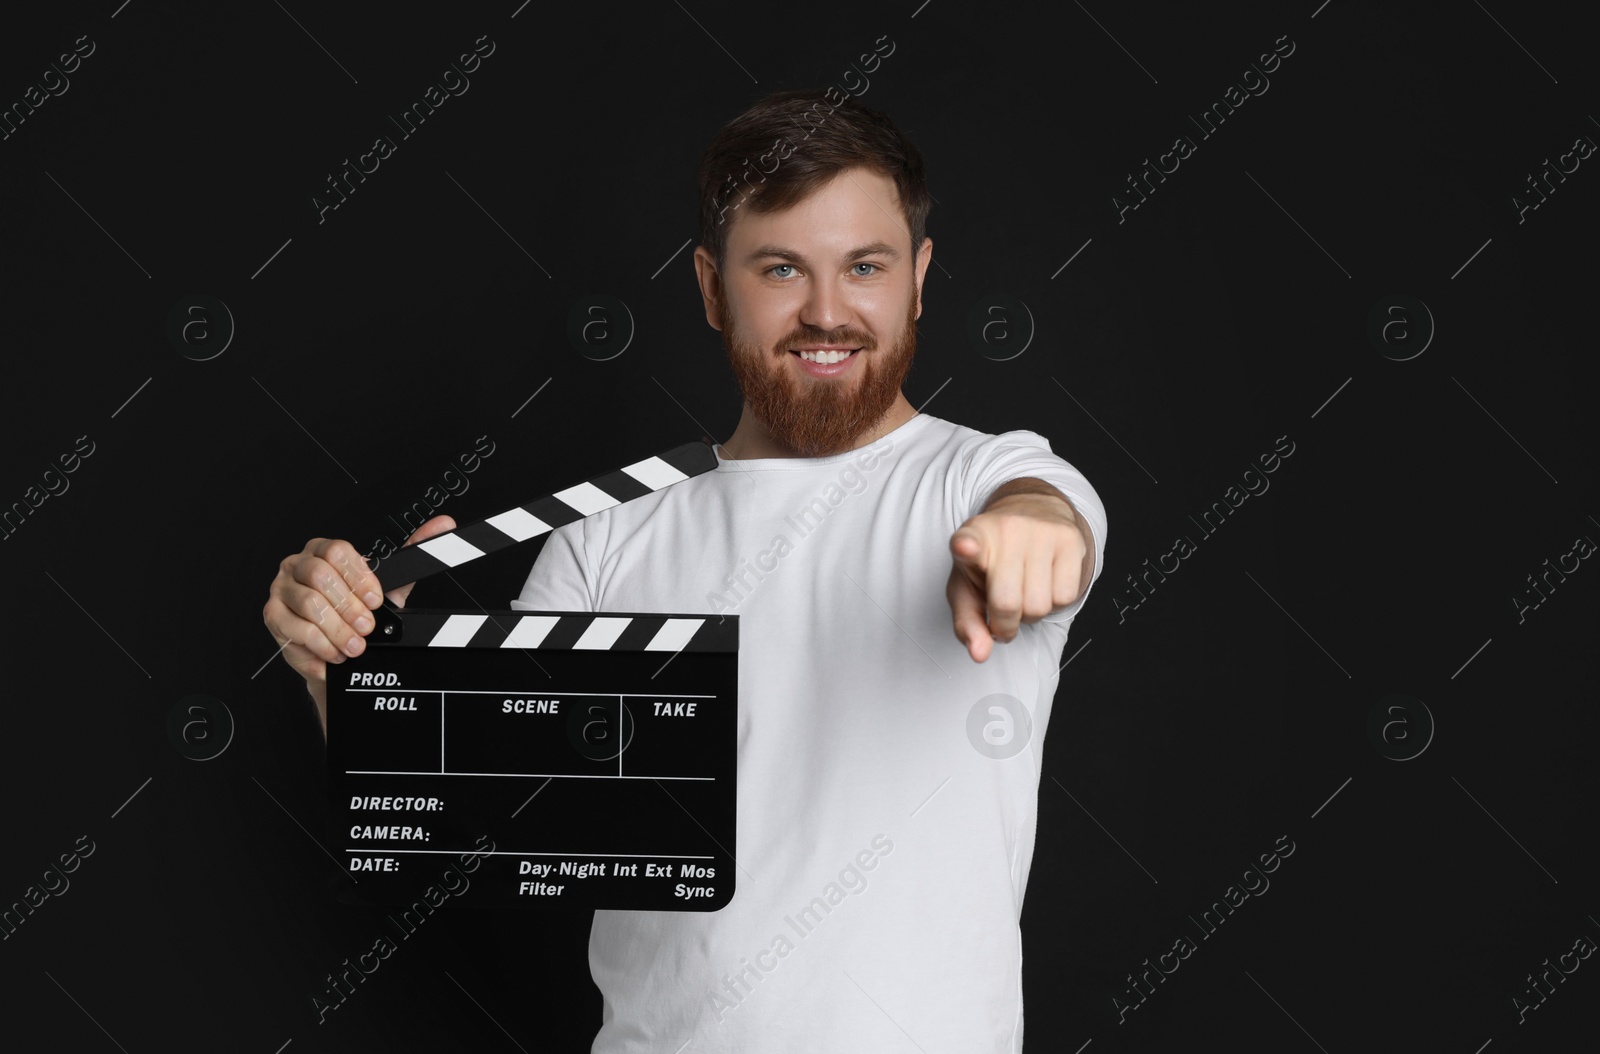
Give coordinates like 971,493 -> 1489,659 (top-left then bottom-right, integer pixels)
711,166 -> 930,458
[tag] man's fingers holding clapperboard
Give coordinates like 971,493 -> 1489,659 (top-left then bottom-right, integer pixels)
261,516 -> 456,693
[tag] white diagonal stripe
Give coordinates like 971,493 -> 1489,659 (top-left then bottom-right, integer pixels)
486,506 -> 553,541
644,618 -> 704,651
502,615 -> 560,648
553,481 -> 621,515
417,533 -> 487,567
572,617 -> 632,649
622,455 -> 690,490
429,614 -> 488,647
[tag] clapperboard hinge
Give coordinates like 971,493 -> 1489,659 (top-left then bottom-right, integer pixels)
368,437 -> 720,647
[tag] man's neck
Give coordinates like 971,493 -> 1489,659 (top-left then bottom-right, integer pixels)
718,393 -> 917,460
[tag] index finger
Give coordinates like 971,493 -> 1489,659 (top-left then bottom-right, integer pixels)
312,539 -> 384,610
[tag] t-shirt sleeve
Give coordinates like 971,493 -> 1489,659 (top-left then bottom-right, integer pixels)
959,428 -> 1108,625
509,519 -> 595,612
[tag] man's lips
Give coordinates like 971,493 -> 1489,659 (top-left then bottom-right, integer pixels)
789,346 -> 862,375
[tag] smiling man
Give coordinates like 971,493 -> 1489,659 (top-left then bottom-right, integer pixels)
264,86 -> 1108,1053
512,88 -> 1110,1052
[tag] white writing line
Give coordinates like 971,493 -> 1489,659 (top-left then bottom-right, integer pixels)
342,688 -> 715,696
350,849 -> 714,858
346,770 -> 714,780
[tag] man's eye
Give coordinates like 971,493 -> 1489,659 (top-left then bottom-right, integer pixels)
766,263 -> 881,279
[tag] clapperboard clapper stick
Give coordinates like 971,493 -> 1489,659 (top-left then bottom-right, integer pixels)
327,437 -> 740,912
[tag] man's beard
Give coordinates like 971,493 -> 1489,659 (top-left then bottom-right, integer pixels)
721,291 -> 918,458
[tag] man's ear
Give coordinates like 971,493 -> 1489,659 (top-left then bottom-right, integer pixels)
693,246 -> 724,331
913,236 -> 933,319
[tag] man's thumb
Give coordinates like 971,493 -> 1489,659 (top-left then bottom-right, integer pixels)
386,515 -> 458,608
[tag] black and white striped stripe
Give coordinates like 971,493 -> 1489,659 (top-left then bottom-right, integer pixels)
384,610 -> 734,651
372,439 -> 716,592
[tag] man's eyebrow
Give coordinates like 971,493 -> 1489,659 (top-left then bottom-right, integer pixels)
744,241 -> 903,265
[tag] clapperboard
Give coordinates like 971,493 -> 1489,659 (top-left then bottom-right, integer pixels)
326,439 -> 737,911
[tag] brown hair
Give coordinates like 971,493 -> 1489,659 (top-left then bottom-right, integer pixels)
698,88 -> 931,273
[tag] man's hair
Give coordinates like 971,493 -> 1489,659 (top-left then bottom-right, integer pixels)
698,88 -> 931,273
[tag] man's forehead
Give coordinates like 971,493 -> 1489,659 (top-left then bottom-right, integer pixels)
730,168 -> 910,258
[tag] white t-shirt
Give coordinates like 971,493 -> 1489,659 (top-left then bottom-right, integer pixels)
510,411 -> 1107,1053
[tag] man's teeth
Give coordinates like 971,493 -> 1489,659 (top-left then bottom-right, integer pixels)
797,349 -> 856,364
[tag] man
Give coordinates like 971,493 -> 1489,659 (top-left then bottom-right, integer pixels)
264,88 -> 1106,1051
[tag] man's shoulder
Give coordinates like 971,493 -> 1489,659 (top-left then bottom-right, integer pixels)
910,413 -> 1056,460
886,411 -> 991,456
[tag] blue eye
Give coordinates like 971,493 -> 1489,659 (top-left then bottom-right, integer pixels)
765,262 -> 881,279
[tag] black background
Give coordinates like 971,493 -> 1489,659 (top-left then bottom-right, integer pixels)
1,1 -> 1595,1051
